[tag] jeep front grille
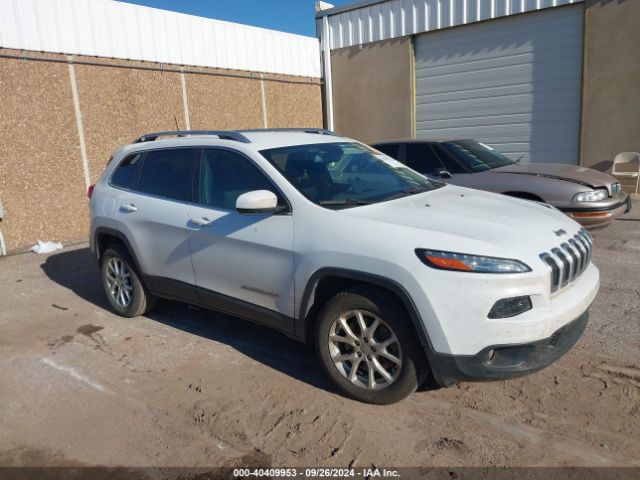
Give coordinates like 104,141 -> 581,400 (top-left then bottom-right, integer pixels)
539,229 -> 592,293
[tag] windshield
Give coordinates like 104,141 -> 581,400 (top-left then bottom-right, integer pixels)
440,140 -> 515,172
260,142 -> 441,208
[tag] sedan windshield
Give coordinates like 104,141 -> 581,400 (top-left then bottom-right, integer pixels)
440,140 -> 515,172
260,142 -> 441,208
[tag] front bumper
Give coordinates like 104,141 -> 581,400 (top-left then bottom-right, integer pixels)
429,310 -> 589,387
558,194 -> 630,229
405,256 -> 599,356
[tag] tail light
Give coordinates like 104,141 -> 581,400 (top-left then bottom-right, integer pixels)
87,184 -> 95,199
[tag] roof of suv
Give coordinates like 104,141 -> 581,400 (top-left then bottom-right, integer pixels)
372,139 -> 473,145
124,129 -> 349,154
240,130 -> 347,150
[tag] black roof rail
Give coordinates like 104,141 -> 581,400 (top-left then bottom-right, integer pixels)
239,128 -> 337,136
132,130 -> 251,144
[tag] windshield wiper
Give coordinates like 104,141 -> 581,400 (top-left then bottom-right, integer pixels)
318,199 -> 372,207
384,187 -> 430,201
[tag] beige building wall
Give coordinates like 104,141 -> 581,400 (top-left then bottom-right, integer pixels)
0,48 -> 322,253
75,63 -> 185,183
0,55 -> 89,252
581,0 -> 640,192
264,80 -> 324,129
330,38 -> 413,144
187,73 -> 264,130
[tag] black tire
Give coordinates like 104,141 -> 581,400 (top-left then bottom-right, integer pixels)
314,287 -> 428,404
100,244 -> 157,318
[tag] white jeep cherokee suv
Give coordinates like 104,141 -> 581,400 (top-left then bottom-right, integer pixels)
89,129 -> 599,404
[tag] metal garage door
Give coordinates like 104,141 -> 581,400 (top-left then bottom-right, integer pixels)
414,5 -> 583,164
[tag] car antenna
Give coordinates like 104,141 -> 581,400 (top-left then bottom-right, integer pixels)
174,115 -> 180,131
515,154 -> 524,163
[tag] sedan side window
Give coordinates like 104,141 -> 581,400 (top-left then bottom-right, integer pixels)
404,143 -> 443,174
375,143 -> 400,160
199,149 -> 281,211
432,145 -> 467,174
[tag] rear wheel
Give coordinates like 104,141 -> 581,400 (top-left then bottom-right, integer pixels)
101,244 -> 156,317
315,287 -> 428,404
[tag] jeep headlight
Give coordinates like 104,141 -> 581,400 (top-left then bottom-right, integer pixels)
416,249 -> 531,273
573,189 -> 608,202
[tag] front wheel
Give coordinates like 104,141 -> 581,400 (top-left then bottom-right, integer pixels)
314,288 -> 428,404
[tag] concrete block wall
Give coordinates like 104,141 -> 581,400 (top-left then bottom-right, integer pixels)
0,49 -> 322,253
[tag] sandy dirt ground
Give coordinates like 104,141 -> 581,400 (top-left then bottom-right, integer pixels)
0,204 -> 639,470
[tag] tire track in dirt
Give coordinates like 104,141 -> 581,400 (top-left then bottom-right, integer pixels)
407,396 -> 635,466
184,383 -> 356,465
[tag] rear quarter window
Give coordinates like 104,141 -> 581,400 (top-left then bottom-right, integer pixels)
110,153 -> 142,190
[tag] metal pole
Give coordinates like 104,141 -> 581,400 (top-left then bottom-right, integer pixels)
321,14 -> 335,131
0,198 -> 5,256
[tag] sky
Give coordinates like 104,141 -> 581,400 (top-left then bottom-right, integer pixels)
119,0 -> 354,37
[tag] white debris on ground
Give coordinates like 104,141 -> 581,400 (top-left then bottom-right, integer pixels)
29,240 -> 63,254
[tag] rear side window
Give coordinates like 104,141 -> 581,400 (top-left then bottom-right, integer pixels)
138,148 -> 197,202
110,153 -> 142,190
404,143 -> 443,174
375,143 -> 400,159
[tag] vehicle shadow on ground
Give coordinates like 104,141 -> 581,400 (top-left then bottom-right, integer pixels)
40,246 -> 110,309
41,247 -> 336,395
148,301 -> 335,393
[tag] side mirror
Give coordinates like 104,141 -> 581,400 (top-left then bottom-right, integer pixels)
434,168 -> 452,179
236,190 -> 280,214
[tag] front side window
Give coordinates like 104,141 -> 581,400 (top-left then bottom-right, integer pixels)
431,145 -> 467,174
440,140 -> 515,172
137,148 -> 197,202
199,148 -> 281,211
260,142 -> 441,208
404,143 -> 443,174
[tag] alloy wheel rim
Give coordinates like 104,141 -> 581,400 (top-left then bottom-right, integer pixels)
105,257 -> 133,307
328,310 -> 402,390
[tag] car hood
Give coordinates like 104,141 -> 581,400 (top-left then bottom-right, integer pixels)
492,163 -> 616,191
342,185 -> 581,256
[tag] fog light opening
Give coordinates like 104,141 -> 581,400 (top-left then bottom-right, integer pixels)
488,296 -> 533,319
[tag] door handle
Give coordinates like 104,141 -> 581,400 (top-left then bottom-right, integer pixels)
121,203 -> 138,213
190,217 -> 214,226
